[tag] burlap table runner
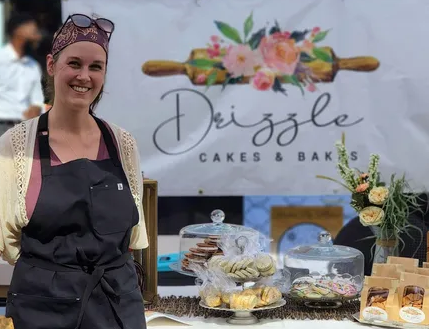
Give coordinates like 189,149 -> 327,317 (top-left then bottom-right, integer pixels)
147,295 -> 361,320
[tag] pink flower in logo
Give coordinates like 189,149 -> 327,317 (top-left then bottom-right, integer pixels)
251,68 -> 275,91
307,83 -> 316,92
196,74 -> 206,84
207,43 -> 221,59
259,32 -> 299,75
222,44 -> 262,77
300,40 -> 315,56
210,35 -> 220,43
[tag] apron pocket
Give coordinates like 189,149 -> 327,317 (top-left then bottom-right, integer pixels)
90,183 -> 136,235
6,292 -> 81,329
115,287 -> 146,329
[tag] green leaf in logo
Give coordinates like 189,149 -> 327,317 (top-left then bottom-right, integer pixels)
188,59 -> 218,70
214,21 -> 242,44
299,52 -> 316,63
248,28 -> 266,50
244,12 -> 254,40
206,70 -> 218,87
312,30 -> 330,43
282,75 -> 304,95
312,48 -> 333,63
290,30 -> 309,43
290,75 -> 304,95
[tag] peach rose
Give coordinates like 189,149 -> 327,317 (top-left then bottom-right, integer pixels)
251,68 -> 275,91
356,183 -> 369,193
359,206 -> 384,226
368,186 -> 389,205
259,32 -> 299,75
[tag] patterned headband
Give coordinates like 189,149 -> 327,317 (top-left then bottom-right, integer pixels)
51,21 -> 109,57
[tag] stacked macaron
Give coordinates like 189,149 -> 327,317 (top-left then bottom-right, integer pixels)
181,235 -> 224,272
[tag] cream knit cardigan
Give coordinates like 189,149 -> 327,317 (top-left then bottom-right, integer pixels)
0,117 -> 148,265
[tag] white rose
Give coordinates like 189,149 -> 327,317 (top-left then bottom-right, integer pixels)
368,186 -> 389,205
359,206 -> 384,226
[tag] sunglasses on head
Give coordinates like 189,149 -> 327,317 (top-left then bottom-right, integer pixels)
53,14 -> 115,45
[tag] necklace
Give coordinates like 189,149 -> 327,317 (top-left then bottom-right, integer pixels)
60,129 -> 96,159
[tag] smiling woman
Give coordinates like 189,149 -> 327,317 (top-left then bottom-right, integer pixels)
0,13 -> 148,329
44,43 -> 106,115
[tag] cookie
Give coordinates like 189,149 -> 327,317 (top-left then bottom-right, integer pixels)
204,239 -> 218,246
184,253 -> 207,263
255,254 -> 274,272
221,257 -> 260,280
260,266 -> 276,277
189,248 -> 210,257
196,243 -> 219,253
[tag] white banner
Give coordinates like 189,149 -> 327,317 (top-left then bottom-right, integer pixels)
62,0 -> 429,196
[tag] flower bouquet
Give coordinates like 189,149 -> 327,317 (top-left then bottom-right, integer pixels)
317,134 -> 423,263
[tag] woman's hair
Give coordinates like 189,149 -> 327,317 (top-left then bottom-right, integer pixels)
44,51 -> 105,115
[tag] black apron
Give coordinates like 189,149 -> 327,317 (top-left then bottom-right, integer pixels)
6,111 -> 146,329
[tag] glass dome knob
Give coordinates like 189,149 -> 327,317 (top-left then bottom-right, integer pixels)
210,209 -> 225,224
318,231 -> 332,244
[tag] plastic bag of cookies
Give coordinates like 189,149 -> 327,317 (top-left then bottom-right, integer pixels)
190,262 -> 240,308
229,285 -> 282,310
214,231 -> 276,282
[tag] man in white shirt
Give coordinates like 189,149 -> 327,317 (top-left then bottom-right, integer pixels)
0,12 -> 44,135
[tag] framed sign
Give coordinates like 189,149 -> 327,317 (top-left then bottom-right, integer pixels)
270,205 -> 343,256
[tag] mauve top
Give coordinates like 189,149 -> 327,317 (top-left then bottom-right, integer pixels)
26,126 -> 117,220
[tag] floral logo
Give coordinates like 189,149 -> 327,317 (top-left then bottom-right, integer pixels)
142,13 -> 379,96
192,13 -> 332,95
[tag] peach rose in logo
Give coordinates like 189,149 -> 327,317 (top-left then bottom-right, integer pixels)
222,44 -> 262,78
251,68 -> 275,91
259,32 -> 299,75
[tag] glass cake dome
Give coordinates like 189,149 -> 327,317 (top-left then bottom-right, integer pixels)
283,231 -> 364,308
172,209 -> 260,276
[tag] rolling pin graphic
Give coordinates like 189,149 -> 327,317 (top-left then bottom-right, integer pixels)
142,47 -> 380,85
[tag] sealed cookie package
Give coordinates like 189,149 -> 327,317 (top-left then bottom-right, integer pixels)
188,263 -> 222,307
372,263 -> 404,279
241,281 -> 283,308
360,276 -> 399,322
216,230 -> 264,281
387,256 -> 419,268
211,269 -> 242,307
392,272 -> 429,325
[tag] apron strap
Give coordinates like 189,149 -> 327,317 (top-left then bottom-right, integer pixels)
36,111 -> 121,176
36,112 -> 52,177
92,116 -> 121,167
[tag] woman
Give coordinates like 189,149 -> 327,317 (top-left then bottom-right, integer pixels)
0,14 -> 148,329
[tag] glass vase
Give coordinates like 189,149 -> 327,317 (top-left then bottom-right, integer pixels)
370,226 -> 399,264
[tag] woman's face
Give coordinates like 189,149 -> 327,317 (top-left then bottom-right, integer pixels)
47,41 -> 107,110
